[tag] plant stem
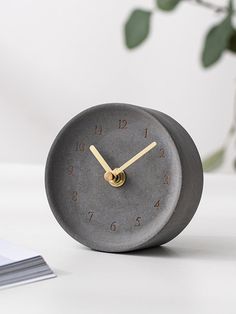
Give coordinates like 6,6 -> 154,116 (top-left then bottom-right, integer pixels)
185,0 -> 236,14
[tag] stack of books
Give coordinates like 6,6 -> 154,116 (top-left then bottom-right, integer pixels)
0,239 -> 55,289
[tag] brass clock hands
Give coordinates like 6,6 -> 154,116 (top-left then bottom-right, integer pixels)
114,141 -> 157,176
89,145 -> 113,173
89,145 -> 126,187
90,142 -> 157,188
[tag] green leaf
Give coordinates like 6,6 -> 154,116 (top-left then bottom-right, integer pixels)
228,29 -> 236,52
124,9 -> 151,49
201,14 -> 234,67
156,0 -> 180,11
202,147 -> 225,172
229,124 -> 236,134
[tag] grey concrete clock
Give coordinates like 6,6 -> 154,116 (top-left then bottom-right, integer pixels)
45,103 -> 203,253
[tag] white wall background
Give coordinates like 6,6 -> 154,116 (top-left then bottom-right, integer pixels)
0,0 -> 235,167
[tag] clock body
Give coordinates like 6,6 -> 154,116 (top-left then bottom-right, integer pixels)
45,103 -> 203,252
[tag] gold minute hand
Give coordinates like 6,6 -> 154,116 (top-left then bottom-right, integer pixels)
114,141 -> 157,176
89,145 -> 112,173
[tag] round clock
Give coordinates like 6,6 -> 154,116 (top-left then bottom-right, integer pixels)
45,103 -> 203,253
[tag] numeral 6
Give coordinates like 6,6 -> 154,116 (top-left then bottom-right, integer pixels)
110,221 -> 117,232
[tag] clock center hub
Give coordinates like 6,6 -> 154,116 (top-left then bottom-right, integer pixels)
104,169 -> 126,188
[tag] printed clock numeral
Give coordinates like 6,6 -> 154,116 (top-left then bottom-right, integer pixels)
164,174 -> 170,185
154,199 -> 160,208
135,217 -> 141,227
72,191 -> 78,201
75,142 -> 85,152
110,221 -> 117,232
159,148 -> 165,158
118,119 -> 128,129
95,125 -> 102,135
67,165 -> 74,176
88,211 -> 94,222
144,128 -> 148,138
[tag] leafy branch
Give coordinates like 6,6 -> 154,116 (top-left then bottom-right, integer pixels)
124,0 -> 236,172
124,0 -> 235,68
185,0 -> 236,14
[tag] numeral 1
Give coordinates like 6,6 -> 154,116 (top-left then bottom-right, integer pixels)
95,125 -> 102,135
144,128 -> 148,138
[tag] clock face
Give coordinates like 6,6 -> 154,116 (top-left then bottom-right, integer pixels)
46,104 -> 184,252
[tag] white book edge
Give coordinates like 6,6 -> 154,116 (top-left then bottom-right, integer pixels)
0,239 -> 56,289
0,273 -> 56,290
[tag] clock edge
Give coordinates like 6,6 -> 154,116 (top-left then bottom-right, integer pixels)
134,108 -> 204,250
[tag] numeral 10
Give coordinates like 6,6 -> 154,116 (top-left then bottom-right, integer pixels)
75,142 -> 85,152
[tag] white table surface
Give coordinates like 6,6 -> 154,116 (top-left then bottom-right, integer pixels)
0,164 -> 235,314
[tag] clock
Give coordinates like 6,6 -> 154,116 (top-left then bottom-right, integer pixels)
45,103 -> 203,253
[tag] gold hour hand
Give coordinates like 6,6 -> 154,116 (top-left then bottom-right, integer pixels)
89,145 -> 112,173
114,141 -> 157,175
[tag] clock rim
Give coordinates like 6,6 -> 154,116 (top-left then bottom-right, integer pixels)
135,107 -> 203,250
45,103 -> 202,252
